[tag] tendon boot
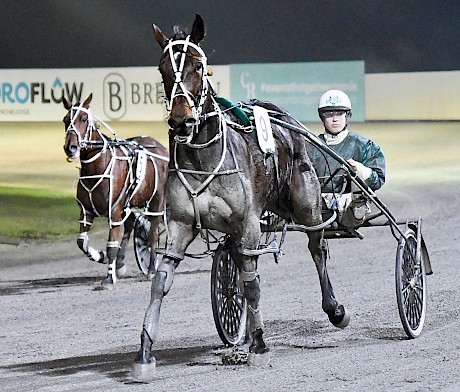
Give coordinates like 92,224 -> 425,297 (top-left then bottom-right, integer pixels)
102,241 -> 119,284
102,260 -> 117,285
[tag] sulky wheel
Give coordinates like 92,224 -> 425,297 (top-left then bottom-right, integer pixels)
211,243 -> 247,346
395,228 -> 427,339
133,214 -> 151,276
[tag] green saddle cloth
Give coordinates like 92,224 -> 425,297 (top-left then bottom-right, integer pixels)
215,97 -> 251,127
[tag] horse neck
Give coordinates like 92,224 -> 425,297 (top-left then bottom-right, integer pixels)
174,116 -> 225,172
195,92 -> 221,141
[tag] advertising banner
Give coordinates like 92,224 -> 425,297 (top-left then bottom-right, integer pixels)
0,66 -> 229,122
230,61 -> 365,122
0,63 -> 362,122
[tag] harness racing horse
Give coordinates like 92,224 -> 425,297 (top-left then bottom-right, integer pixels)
63,94 -> 169,284
132,14 -> 349,380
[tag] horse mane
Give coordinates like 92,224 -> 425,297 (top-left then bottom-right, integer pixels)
172,25 -> 188,40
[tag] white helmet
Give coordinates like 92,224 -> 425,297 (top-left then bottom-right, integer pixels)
318,90 -> 352,117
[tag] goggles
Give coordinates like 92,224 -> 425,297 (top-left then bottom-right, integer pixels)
322,110 -> 347,118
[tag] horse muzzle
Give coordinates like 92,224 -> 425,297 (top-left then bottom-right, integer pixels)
167,116 -> 197,136
63,144 -> 79,162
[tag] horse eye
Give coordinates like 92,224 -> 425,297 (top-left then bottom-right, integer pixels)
196,62 -> 203,72
82,116 -> 88,123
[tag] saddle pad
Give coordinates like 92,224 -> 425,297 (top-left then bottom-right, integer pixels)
215,96 -> 251,126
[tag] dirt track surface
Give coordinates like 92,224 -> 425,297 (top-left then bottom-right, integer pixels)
0,179 -> 459,392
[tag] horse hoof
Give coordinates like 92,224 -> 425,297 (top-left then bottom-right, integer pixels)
247,351 -> 271,367
131,358 -> 156,383
116,264 -> 127,278
97,251 -> 107,264
330,305 -> 350,329
335,310 -> 351,329
101,274 -> 115,285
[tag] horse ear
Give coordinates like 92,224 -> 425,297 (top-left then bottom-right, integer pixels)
63,95 -> 72,110
153,24 -> 168,49
190,13 -> 205,44
83,93 -> 92,107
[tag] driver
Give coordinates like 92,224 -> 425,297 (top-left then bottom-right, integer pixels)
309,89 -> 386,224
310,89 -> 386,192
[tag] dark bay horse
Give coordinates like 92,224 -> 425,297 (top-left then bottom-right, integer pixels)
63,94 -> 169,284
132,14 -> 349,380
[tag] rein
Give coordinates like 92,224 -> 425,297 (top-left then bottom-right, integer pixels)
163,33 -> 331,241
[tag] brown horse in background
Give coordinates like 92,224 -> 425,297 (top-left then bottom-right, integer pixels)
63,94 -> 169,284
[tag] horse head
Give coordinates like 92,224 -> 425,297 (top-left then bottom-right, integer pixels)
153,14 -> 211,140
62,93 -> 95,161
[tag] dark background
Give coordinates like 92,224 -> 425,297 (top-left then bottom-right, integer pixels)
2,0 -> 459,73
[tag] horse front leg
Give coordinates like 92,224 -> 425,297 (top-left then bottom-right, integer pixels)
76,211 -> 105,264
102,224 -> 125,285
131,220 -> 197,382
237,217 -> 270,366
240,254 -> 270,366
309,230 -> 350,328
147,215 -> 163,279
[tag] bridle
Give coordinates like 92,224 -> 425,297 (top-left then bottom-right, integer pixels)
162,35 -> 213,143
65,103 -> 110,163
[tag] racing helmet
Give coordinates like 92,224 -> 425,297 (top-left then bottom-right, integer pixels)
318,90 -> 352,118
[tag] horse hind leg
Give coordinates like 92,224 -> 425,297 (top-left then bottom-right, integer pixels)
309,230 -> 350,328
116,213 -> 136,270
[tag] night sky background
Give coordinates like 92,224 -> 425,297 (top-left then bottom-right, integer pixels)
2,0 -> 460,73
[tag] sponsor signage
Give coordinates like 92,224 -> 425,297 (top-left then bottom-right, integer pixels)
230,61 -> 365,121
0,66 -> 229,122
0,63 -> 362,122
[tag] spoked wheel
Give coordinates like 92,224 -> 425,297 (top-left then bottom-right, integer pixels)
211,242 -> 247,346
395,228 -> 427,338
133,214 -> 151,276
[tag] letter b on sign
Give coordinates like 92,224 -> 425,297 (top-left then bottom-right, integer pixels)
103,73 -> 126,120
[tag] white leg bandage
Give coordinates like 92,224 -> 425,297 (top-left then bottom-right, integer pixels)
77,232 -> 103,263
106,240 -> 119,263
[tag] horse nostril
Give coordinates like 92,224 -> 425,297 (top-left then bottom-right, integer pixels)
64,143 -> 78,157
168,118 -> 178,129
